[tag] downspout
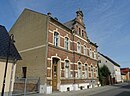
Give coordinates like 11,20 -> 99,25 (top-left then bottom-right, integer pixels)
44,15 -> 49,94
72,30 -> 76,90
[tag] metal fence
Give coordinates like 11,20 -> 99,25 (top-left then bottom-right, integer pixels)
12,77 -> 40,96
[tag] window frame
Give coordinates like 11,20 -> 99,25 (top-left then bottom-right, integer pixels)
64,37 -> 69,50
77,42 -> 81,53
65,60 -> 70,78
78,62 -> 82,78
84,45 -> 87,55
54,32 -> 59,47
85,64 -> 88,78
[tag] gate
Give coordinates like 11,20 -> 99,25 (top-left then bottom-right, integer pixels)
12,77 -> 40,96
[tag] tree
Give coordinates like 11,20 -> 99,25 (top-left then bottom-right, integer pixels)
98,64 -> 111,85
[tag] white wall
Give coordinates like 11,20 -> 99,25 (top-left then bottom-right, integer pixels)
98,53 -> 121,83
114,65 -> 122,82
0,61 -> 16,95
98,53 -> 115,75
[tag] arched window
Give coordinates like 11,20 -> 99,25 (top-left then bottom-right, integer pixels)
54,32 -> 59,46
85,64 -> 88,78
82,30 -> 84,37
89,48 -> 92,58
84,45 -> 87,55
77,42 -> 81,53
65,60 -> 70,78
78,62 -> 82,78
65,37 -> 69,50
91,65 -> 94,78
94,51 -> 97,59
79,28 -> 81,35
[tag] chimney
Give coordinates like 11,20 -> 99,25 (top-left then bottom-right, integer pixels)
47,12 -> 52,16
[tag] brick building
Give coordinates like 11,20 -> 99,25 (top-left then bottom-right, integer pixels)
10,9 -> 99,94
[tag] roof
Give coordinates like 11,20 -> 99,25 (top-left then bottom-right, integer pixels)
121,68 -> 129,73
64,19 -> 98,48
98,52 -> 120,67
121,71 -> 127,75
64,19 -> 75,29
0,25 -> 21,61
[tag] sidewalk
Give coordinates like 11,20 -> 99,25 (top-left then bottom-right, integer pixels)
26,82 -> 127,96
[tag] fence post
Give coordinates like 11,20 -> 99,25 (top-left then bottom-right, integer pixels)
24,78 -> 27,96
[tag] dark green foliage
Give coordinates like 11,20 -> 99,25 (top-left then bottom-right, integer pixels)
98,64 -> 111,85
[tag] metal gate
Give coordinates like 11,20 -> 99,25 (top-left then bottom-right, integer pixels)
12,77 -> 40,96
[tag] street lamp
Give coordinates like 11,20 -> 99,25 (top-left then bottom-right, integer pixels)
1,34 -> 15,96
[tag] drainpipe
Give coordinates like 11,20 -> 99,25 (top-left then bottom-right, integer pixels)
72,30 -> 76,90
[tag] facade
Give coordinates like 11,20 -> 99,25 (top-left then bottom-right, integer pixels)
10,9 -> 99,94
121,68 -> 130,81
0,25 -> 21,96
98,52 -> 122,84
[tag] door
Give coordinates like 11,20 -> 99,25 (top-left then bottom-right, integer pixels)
52,58 -> 59,91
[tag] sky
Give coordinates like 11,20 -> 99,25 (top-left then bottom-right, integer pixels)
0,0 -> 130,68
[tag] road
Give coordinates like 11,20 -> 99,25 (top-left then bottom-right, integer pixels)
91,81 -> 130,96
25,82 -> 130,96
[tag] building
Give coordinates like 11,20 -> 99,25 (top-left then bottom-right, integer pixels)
10,9 -> 99,94
121,68 -> 130,81
98,52 -> 122,84
0,25 -> 21,96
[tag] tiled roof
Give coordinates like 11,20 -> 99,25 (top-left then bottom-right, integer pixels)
98,52 -> 120,67
0,25 -> 21,60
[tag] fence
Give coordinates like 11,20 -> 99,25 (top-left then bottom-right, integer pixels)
12,77 -> 40,96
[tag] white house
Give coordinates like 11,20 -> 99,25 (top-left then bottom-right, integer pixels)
0,25 -> 21,96
98,52 -> 122,83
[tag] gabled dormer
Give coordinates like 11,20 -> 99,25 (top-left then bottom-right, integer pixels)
64,9 -> 88,39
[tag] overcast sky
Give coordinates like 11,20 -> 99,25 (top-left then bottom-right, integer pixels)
0,0 -> 130,68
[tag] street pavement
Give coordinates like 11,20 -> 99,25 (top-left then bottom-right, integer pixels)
25,82 -> 130,96
91,81 -> 130,96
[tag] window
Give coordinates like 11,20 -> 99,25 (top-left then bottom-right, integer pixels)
91,65 -> 93,78
77,42 -> 81,53
65,37 -> 69,50
95,67 -> 98,77
22,67 -> 27,78
89,48 -> 92,58
85,64 -> 88,78
65,60 -> 69,78
78,62 -> 82,78
84,45 -> 87,55
94,51 -> 97,59
79,28 -> 81,35
54,32 -> 59,46
82,30 -> 84,37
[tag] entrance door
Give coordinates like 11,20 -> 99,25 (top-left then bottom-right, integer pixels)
52,58 -> 59,91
